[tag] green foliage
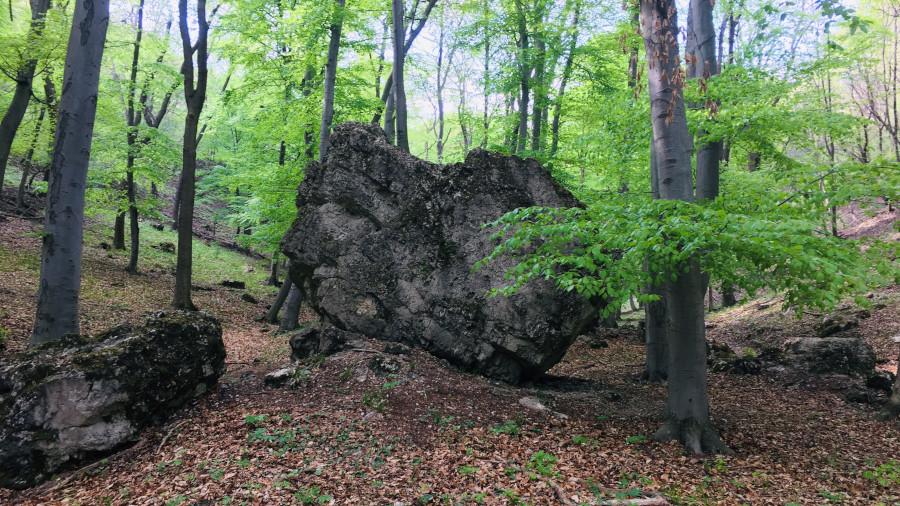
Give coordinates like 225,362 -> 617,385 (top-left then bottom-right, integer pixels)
862,460 -> 900,488
293,486 -> 332,504
490,420 -> 521,436
526,450 -> 558,477
478,188 -> 894,316
243,414 -> 268,427
625,434 -> 648,445
457,465 -> 478,476
362,389 -> 388,412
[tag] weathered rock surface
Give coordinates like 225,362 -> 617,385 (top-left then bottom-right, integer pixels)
289,325 -> 361,361
784,337 -> 876,376
0,311 -> 225,489
282,123 -> 599,382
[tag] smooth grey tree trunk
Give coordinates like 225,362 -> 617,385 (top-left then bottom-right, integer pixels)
643,285 -> 668,382
721,283 -> 737,307
0,0 -> 52,191
113,212 -> 126,249
530,27 -> 546,152
372,0 -> 438,125
172,0 -> 212,310
644,146 -> 668,382
550,0 -> 580,157
391,0 -> 409,152
482,1 -> 490,149
514,0 -> 529,154
319,0 -> 345,160
383,90 -> 395,143
267,277 -> 293,324
687,0 -> 721,201
16,103 -> 45,210
266,252 -> 280,286
640,0 -> 729,454
279,283 -> 302,331
125,0 -> 146,274
31,0 -> 110,345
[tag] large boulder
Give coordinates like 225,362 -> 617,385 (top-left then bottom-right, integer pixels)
0,311 -> 226,489
784,336 -> 876,376
282,123 -> 599,382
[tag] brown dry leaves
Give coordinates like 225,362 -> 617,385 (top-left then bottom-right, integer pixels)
1,215 -> 899,505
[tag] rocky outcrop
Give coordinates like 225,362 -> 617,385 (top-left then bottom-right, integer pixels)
0,311 -> 226,489
784,336 -> 876,376
282,123 -> 599,383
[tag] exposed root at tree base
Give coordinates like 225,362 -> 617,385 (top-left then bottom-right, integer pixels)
654,418 -> 733,455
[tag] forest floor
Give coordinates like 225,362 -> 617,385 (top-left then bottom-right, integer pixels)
1,204 -> 899,505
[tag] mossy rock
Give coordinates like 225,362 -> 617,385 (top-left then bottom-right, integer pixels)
0,310 -> 226,489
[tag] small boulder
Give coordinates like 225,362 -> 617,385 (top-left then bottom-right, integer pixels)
0,311 -> 225,489
384,342 -> 411,355
784,337 -> 876,376
289,325 -> 360,361
518,396 -> 548,412
816,313 -> 859,337
707,342 -> 762,375
369,354 -> 405,376
264,367 -> 295,387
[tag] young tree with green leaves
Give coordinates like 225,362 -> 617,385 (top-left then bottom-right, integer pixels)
172,0 -> 215,310
0,0 -> 52,190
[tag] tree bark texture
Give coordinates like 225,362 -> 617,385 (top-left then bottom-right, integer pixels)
391,0 -> 409,152
640,0 -> 729,454
318,0 -> 345,160
31,0 -> 110,345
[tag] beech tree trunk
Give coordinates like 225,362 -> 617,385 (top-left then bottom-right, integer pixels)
279,283 -> 303,331
391,0 -> 409,152
640,0 -> 729,454
436,14 -> 447,162
31,0 -> 110,345
372,0 -> 438,125
113,212 -> 126,249
514,0 -> 529,154
687,0 -> 721,201
267,277 -> 293,324
482,3 -> 490,149
125,0 -> 146,274
383,91 -> 396,143
319,0 -> 345,160
721,283 -> 737,307
266,252 -> 280,286
530,27 -> 546,152
0,0 -> 52,191
550,0 -> 580,157
172,0 -> 212,310
16,103 -> 45,210
644,286 -> 668,382
644,147 -> 668,382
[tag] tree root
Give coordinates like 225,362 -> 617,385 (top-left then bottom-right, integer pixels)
654,418 -> 733,455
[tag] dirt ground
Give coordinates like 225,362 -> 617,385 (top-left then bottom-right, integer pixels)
1,212 -> 899,505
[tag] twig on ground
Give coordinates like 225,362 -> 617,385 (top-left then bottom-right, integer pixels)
156,420 -> 187,454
